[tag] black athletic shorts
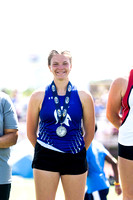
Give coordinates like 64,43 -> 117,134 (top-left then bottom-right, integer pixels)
32,142 -> 88,175
118,143 -> 133,160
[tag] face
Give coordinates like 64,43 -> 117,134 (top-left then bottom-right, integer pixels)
49,54 -> 72,80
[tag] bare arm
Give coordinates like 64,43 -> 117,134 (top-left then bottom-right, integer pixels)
105,154 -> 119,183
0,129 -> 18,148
26,91 -> 44,147
106,78 -> 127,129
79,91 -> 95,150
105,154 -> 122,195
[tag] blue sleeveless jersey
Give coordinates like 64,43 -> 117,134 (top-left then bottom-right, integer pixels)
37,83 -> 85,154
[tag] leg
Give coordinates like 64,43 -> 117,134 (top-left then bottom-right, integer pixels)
84,192 -> 94,200
98,188 -> 109,200
33,169 -> 60,200
61,171 -> 87,200
118,156 -> 133,200
0,184 -> 11,200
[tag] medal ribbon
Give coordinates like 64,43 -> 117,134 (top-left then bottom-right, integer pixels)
51,81 -> 72,124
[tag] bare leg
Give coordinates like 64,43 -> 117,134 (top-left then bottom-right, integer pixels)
61,171 -> 87,200
118,156 -> 133,200
33,169 -> 60,200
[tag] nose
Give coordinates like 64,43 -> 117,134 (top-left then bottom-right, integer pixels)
58,64 -> 64,68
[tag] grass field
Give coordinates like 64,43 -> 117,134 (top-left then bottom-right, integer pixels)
9,176 -> 122,200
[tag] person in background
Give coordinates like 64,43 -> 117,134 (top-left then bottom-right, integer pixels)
0,91 -> 19,200
84,124 -> 122,200
27,50 -> 95,200
106,68 -> 133,200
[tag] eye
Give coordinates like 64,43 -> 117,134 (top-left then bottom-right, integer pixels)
53,62 -> 58,66
63,61 -> 68,65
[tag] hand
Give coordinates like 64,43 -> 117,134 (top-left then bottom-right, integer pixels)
115,185 -> 122,195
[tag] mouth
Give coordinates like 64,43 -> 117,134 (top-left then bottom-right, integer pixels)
56,71 -> 66,76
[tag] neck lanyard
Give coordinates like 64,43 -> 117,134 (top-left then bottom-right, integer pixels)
51,81 -> 72,137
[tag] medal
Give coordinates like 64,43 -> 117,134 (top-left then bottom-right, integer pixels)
51,81 -> 72,137
56,125 -> 67,137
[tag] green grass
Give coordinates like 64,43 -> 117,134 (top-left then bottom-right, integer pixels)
10,176 -> 122,200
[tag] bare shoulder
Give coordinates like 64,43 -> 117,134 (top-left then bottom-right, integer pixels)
111,76 -> 127,86
110,76 -> 128,97
29,90 -> 45,107
78,90 -> 93,104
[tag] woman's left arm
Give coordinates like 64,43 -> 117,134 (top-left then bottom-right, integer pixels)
0,129 -> 18,148
79,91 -> 95,150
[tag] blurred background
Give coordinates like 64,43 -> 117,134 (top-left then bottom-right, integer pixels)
1,0 -> 133,199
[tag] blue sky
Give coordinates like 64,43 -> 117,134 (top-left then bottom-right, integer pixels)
0,0 -> 133,91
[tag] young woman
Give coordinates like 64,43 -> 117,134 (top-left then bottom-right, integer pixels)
106,68 -> 133,200
27,50 -> 95,200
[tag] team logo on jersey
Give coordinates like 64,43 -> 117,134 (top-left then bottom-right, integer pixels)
54,106 -> 71,126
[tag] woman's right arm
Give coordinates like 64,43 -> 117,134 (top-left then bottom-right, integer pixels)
27,91 -> 44,147
105,154 -> 122,195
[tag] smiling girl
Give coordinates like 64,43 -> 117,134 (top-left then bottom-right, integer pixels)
27,50 -> 95,200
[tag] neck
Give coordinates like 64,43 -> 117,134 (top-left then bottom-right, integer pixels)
54,79 -> 69,95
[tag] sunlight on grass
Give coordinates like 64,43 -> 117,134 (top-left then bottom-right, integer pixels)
10,177 -> 35,200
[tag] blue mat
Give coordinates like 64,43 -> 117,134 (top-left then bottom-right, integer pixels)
12,155 -> 33,178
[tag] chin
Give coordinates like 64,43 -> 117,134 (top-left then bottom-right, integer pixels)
56,75 -> 67,80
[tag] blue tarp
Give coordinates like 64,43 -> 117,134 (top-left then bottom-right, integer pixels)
12,155 -> 33,178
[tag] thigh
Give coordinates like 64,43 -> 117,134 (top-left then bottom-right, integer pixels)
33,169 -> 60,200
118,156 -> 133,198
0,184 -> 11,200
61,171 -> 87,200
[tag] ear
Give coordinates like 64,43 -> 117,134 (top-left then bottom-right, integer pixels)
48,65 -> 52,71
